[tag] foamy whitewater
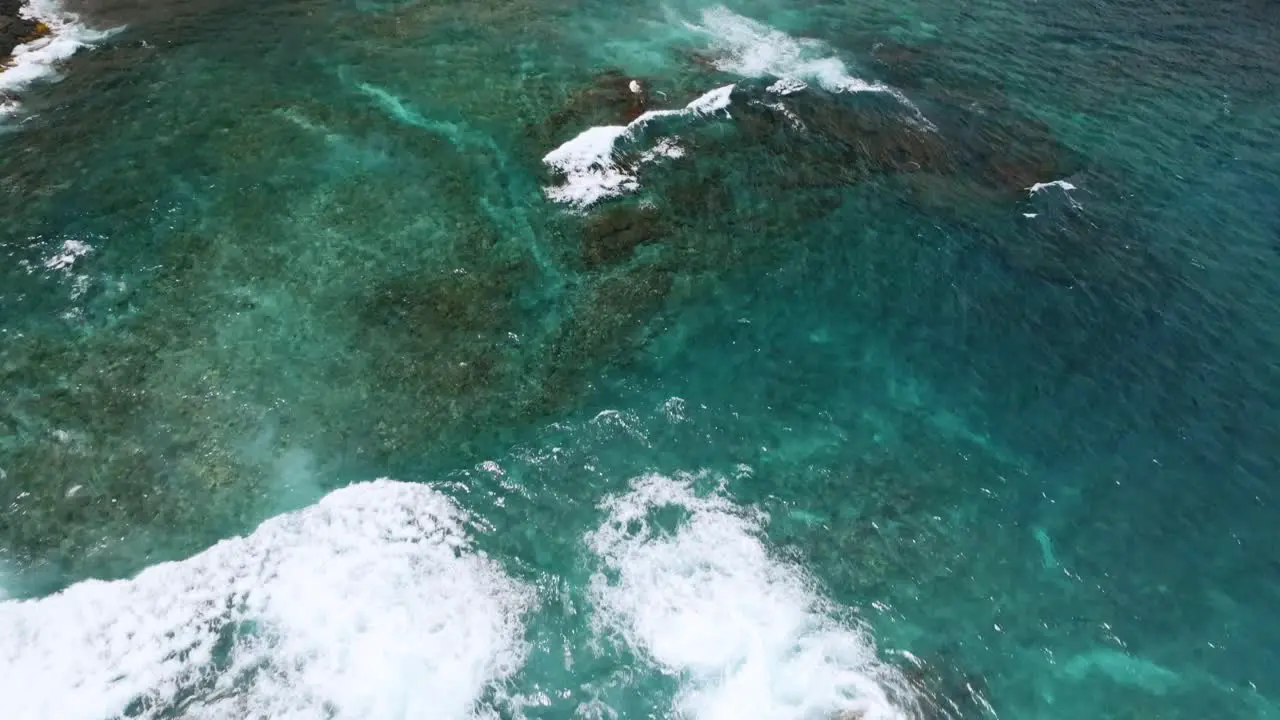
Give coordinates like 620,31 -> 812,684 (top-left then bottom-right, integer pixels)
688,6 -> 890,95
586,473 -> 914,720
0,0 -> 110,118
687,6 -> 932,129
542,83 -> 735,209
0,480 -> 532,720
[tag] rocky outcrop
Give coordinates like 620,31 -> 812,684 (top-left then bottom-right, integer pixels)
2,0 -> 49,64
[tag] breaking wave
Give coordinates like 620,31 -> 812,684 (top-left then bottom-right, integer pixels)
586,472 -> 918,720
0,479 -> 533,720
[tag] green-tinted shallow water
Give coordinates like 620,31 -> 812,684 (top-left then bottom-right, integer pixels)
1,0 -> 1278,717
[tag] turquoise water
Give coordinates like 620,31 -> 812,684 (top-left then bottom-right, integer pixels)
2,0 -> 1278,717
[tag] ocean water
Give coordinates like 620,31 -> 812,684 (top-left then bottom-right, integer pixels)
1,0 -> 1278,717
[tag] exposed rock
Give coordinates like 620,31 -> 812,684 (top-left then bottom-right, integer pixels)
2,13 -> 44,61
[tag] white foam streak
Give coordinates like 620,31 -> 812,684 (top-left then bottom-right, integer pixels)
684,81 -> 735,115
542,84 -> 734,209
690,6 -> 932,130
1027,179 -> 1077,194
587,473 -> 911,720
692,7 -> 888,96
0,0 -> 112,118
0,480 -> 531,720
754,100 -> 805,130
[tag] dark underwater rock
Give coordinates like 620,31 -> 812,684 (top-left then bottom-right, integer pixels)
351,256 -> 537,455
533,68 -> 651,146
896,649 -> 997,720
580,204 -> 664,268
869,39 -> 947,89
712,81 -> 945,193
537,259 -> 675,411
802,98 -> 953,176
538,60 -> 1114,291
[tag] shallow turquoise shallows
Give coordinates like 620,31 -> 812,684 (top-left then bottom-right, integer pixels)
2,0 -> 1278,717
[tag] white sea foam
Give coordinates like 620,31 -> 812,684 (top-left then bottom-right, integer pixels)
688,6 -> 932,130
586,473 -> 914,720
684,81 -> 735,114
542,125 -> 634,208
1,0 -> 113,118
43,238 -> 92,270
639,135 -> 686,162
1027,179 -> 1083,210
1027,179 -> 1077,194
542,84 -> 734,209
0,479 -> 532,720
767,77 -> 808,96
691,7 -> 888,95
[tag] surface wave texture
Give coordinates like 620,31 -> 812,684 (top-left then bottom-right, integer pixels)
2,0 -> 1279,718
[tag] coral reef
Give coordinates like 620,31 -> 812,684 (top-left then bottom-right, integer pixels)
579,203 -> 665,269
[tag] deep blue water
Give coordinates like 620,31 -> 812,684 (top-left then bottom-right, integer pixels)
1,0 -> 1278,717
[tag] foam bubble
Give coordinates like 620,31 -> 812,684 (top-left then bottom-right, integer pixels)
586,473 -> 915,720
0,0 -> 114,118
0,479 -> 532,720
542,84 -> 735,209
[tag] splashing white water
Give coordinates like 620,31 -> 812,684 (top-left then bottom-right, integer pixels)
42,238 -> 92,270
767,77 -> 809,96
0,0 -> 114,118
542,83 -> 734,209
586,473 -> 914,720
687,6 -> 931,129
689,7 -> 890,95
0,479 -> 532,720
